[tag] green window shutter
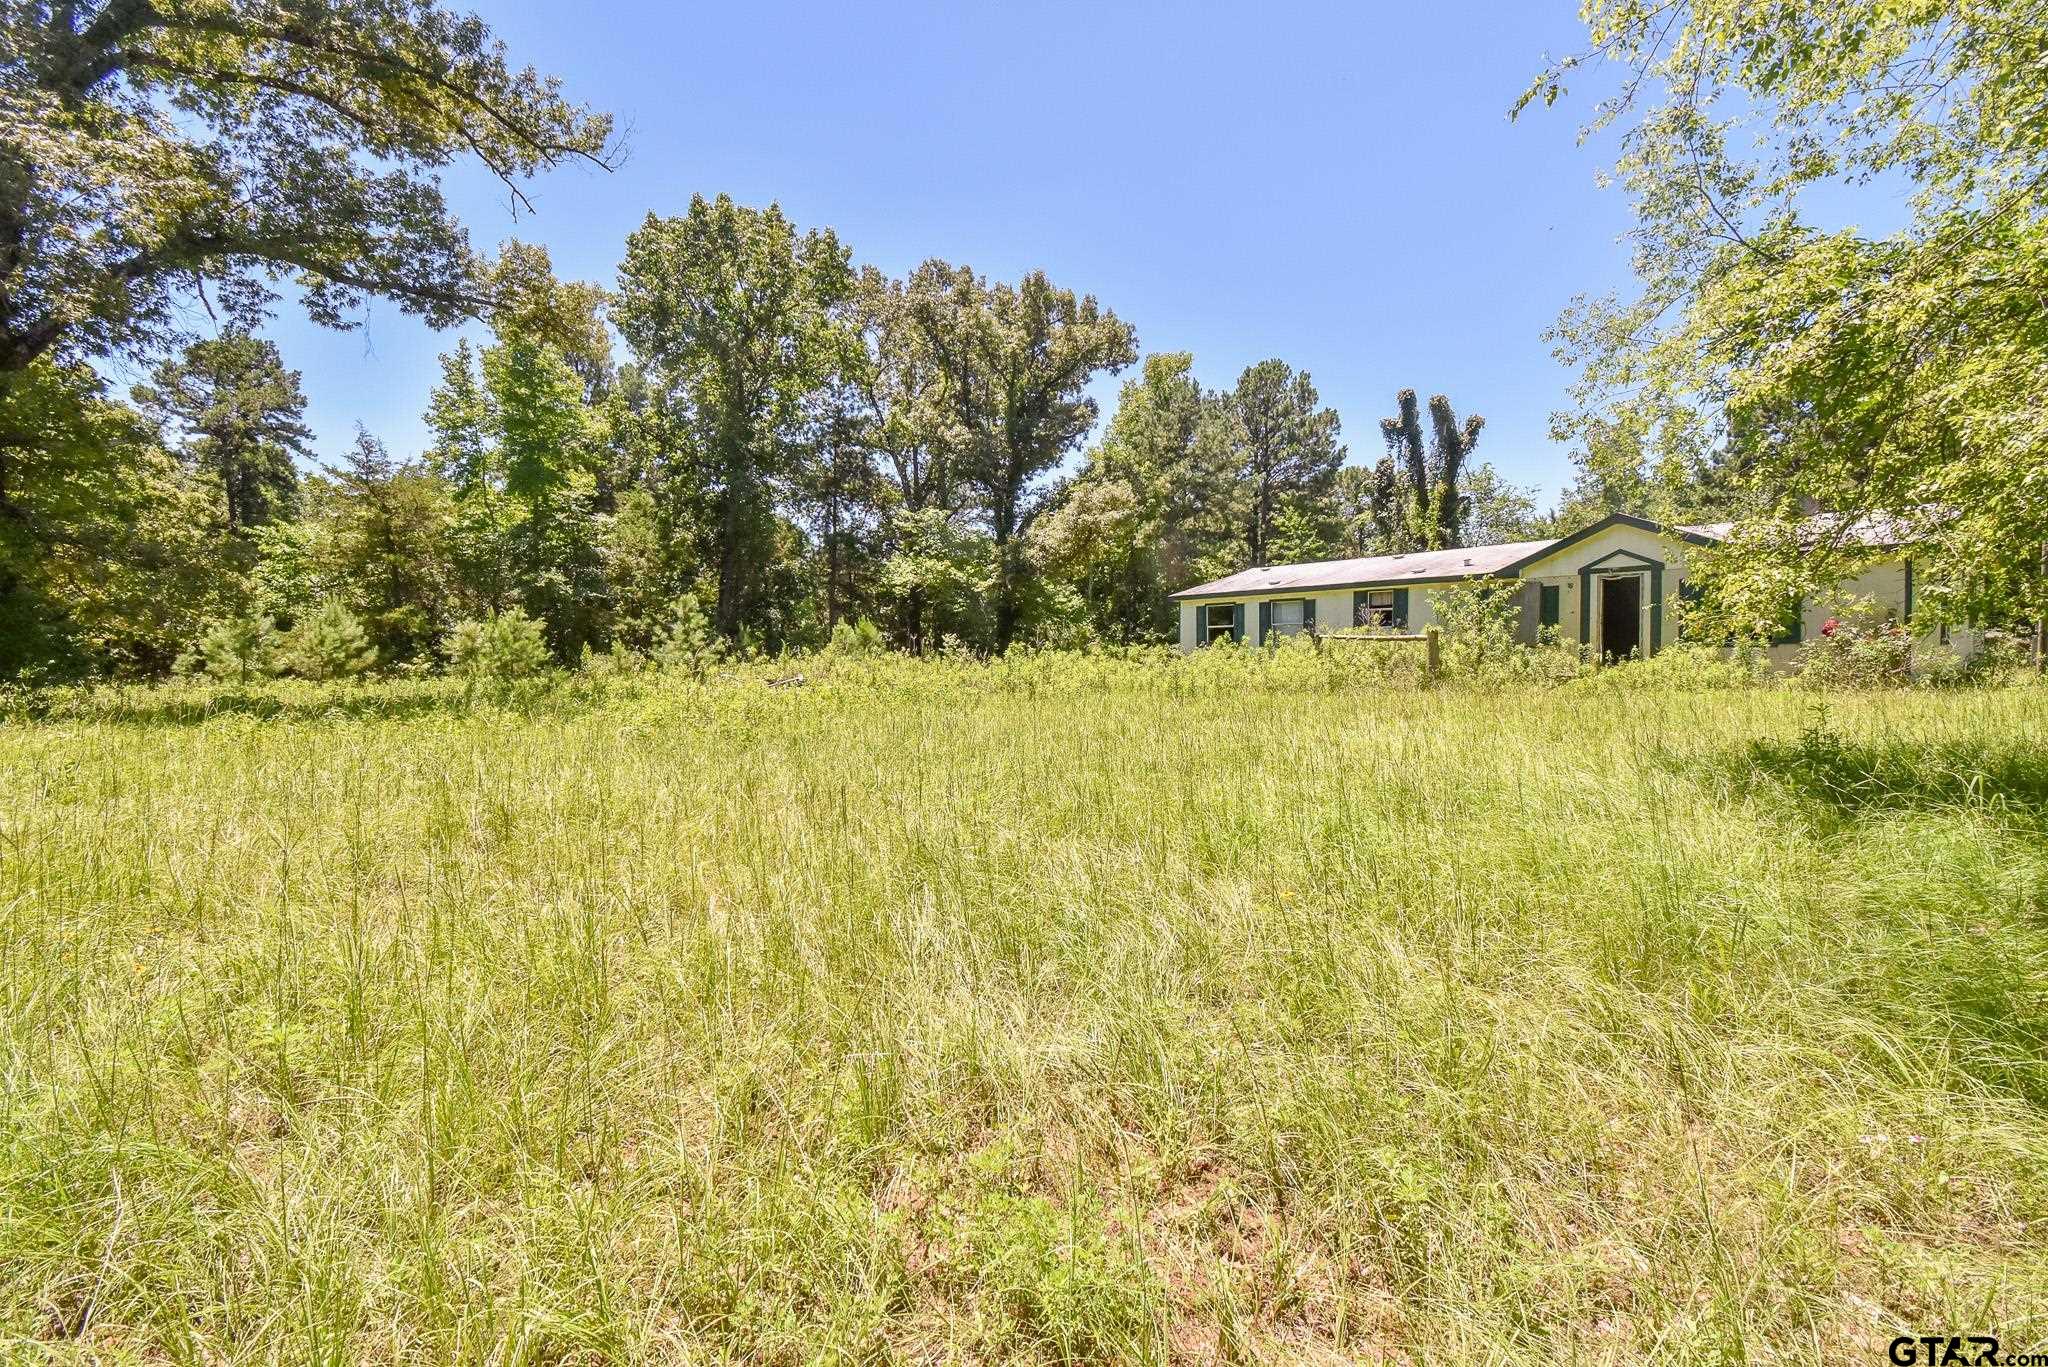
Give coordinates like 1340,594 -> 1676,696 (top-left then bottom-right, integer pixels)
1392,588 -> 1410,628
1352,589 -> 1367,626
1539,584 -> 1560,628
1195,604 -> 1209,645
1230,607 -> 1243,644
1302,597 -> 1316,630
1257,601 -> 1272,644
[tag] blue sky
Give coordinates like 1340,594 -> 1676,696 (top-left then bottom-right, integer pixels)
255,0 -> 1637,503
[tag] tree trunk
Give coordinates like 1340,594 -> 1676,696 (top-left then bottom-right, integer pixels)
905,585 -> 925,655
715,485 -> 744,641
825,542 -> 840,632
989,536 -> 1019,654
990,463 -> 1022,653
2036,540 -> 2047,673
993,558 -> 1017,653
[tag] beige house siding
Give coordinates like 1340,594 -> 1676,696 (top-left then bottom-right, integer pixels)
1513,523 -> 1681,661
1174,516 -> 1973,661
1175,581 -> 1460,650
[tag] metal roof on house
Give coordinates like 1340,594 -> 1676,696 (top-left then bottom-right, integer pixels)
1677,513 -> 1910,549
1169,537 -> 1561,600
1168,509 -> 1921,602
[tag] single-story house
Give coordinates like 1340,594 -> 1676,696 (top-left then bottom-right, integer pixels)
1170,512 -> 1977,662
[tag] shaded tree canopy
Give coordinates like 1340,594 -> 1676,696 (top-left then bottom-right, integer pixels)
0,0 -> 616,376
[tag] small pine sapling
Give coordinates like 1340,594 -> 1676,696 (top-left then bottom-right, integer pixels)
285,601 -> 377,680
196,614 -> 282,685
654,594 -> 721,678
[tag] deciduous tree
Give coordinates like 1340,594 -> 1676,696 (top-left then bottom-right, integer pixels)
0,0 -> 615,378
905,261 -> 1136,651
1525,0 -> 2048,638
0,361 -> 226,676
1032,352 -> 1236,641
614,196 -> 852,643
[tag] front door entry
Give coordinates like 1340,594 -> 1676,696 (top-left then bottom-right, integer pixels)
1600,574 -> 1642,662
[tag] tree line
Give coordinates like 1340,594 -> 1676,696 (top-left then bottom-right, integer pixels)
2,189 -> 1585,677
7,0 -> 2036,681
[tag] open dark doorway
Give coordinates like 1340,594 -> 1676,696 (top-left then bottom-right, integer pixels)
1600,575 -> 1642,662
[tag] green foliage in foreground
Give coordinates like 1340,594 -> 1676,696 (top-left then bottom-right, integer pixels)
1,665 -> 2045,1361
1529,0 -> 2048,626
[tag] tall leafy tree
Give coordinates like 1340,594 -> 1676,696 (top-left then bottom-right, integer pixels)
486,241 -> 615,402
132,330 -> 312,535
1544,413 -> 1722,533
845,269 -> 950,518
1222,359 -> 1344,567
828,269 -> 959,647
1032,352 -> 1236,640
0,0 -> 615,382
906,262 -> 1137,651
782,268 -> 931,635
614,195 -> 852,642
426,339 -> 515,613
424,325 -> 606,655
601,361 -> 702,620
1525,0 -> 2048,639
1376,389 -> 1484,550
1457,464 -> 1542,546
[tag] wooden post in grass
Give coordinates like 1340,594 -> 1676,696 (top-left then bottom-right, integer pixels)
1308,627 -> 1441,677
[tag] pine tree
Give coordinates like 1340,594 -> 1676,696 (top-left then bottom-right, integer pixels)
445,609 -> 551,682
194,613 -> 280,684
653,594 -> 722,678
1224,360 -> 1344,566
286,600 -> 377,680
132,332 -> 312,535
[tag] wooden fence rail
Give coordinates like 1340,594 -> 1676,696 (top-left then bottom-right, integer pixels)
1307,624 -> 1442,676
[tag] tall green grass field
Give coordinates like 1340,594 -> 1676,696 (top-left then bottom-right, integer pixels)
2,659 -> 2044,1361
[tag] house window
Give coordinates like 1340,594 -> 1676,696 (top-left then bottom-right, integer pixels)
1205,605 -> 1238,644
1270,599 -> 1306,638
1538,584 -> 1561,629
1356,589 -> 1396,628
